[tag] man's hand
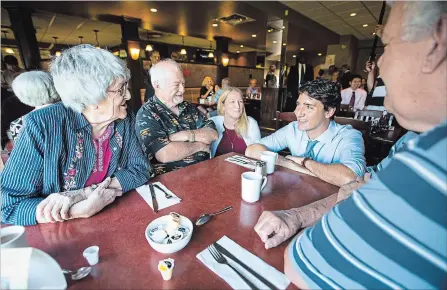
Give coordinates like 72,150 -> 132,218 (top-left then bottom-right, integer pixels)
254,209 -> 302,249
285,155 -> 304,165
366,61 -> 376,73
336,176 -> 366,203
196,141 -> 211,153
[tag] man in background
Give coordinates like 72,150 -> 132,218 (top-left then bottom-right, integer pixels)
340,74 -> 367,111
144,50 -> 161,102
339,64 -> 352,89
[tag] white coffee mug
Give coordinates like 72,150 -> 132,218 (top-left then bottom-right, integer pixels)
260,151 -> 278,174
241,172 -> 268,203
1,226 -> 27,249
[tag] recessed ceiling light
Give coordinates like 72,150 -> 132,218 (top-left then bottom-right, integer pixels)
273,40 -> 277,44
150,8 -> 157,12
363,24 -> 368,27
236,50 -> 240,53
372,32 -> 376,35
240,45 -> 244,48
281,26 -> 285,29
300,48 -> 304,51
350,13 -> 356,17
252,34 -> 256,37
318,53 -> 322,56
293,55 -> 296,58
268,29 -> 272,32
283,43 -> 286,46
212,23 -> 218,27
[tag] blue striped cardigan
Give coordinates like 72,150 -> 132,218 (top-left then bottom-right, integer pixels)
1,102 -> 151,226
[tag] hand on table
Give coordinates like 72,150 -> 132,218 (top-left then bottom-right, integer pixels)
254,209 -> 302,249
36,181 -> 106,223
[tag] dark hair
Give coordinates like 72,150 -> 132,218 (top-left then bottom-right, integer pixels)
318,69 -> 324,76
299,79 -> 341,111
341,64 -> 350,70
350,74 -> 362,82
4,55 -> 18,66
328,65 -> 338,75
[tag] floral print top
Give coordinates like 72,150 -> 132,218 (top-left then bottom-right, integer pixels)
136,95 -> 216,176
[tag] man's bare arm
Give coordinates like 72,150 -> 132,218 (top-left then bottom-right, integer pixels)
169,128 -> 217,145
305,160 -> 357,187
155,141 -> 209,163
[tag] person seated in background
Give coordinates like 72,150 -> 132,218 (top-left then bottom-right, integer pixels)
340,74 -> 367,111
316,69 -> 324,79
9,71 -> 61,143
360,77 -> 367,91
246,78 -> 259,95
199,76 -> 219,100
207,77 -> 231,118
136,59 -> 218,176
210,87 -> 261,157
1,55 -> 25,91
246,79 -> 365,187
144,50 -> 161,103
256,2 -> 446,288
1,45 -> 150,226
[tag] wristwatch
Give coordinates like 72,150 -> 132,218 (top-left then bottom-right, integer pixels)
302,157 -> 312,168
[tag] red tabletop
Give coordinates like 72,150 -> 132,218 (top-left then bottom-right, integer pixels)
22,153 -> 338,289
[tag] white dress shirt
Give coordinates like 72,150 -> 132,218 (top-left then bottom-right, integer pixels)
298,63 -> 306,87
341,88 -> 367,111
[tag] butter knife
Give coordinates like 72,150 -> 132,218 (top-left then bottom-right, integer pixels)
149,184 -> 159,213
214,242 -> 277,290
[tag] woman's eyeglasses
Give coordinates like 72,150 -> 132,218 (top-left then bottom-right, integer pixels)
108,82 -> 128,98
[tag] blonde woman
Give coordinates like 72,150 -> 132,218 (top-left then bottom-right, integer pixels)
210,87 -> 261,157
200,76 -> 219,99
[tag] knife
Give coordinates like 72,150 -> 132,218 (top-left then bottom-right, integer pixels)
149,184 -> 159,213
214,242 -> 277,290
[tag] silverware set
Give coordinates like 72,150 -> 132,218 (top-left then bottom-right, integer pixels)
229,155 -> 256,166
149,183 -> 182,213
207,243 -> 277,290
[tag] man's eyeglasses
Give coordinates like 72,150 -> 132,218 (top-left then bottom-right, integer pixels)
108,81 -> 128,98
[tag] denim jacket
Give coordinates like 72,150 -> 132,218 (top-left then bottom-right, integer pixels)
1,102 -> 151,225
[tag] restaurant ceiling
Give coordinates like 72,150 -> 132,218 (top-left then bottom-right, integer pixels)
281,1 -> 391,40
1,1 -> 340,55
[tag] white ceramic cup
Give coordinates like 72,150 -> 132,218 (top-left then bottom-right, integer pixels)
83,246 -> 99,266
241,172 -> 268,203
260,151 -> 278,174
1,226 -> 27,249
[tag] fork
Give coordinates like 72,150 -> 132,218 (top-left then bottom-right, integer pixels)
208,244 -> 257,289
153,184 -> 176,199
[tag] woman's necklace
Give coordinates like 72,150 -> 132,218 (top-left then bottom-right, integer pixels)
225,126 -> 238,150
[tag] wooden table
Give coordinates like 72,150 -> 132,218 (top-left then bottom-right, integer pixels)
21,153 -> 338,289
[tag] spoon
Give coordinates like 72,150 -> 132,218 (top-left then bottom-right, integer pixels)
195,206 -> 233,226
62,267 -> 92,280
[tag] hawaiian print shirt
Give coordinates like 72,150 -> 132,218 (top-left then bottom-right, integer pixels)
136,95 -> 217,176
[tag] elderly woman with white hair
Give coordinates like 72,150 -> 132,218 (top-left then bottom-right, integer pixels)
9,71 -> 60,143
1,44 -> 151,226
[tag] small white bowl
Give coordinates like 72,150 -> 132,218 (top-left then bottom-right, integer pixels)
145,214 -> 193,254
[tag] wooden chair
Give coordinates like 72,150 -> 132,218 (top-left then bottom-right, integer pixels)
275,111 -> 296,130
334,116 -> 370,142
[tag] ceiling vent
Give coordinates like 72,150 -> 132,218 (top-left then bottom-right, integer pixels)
216,13 -> 255,26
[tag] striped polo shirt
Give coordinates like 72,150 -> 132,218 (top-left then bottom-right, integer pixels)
288,120 -> 447,289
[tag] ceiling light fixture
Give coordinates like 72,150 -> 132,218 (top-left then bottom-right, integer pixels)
318,53 -> 322,56
293,55 -> 296,58
363,24 -> 368,27
252,34 -> 256,37
236,50 -> 240,53
212,23 -> 218,27
273,41 -> 277,44
150,8 -> 157,13
78,36 -> 84,44
208,41 -> 214,58
93,30 -> 100,49
350,13 -> 356,17
268,29 -> 272,33
52,36 -> 61,56
283,43 -> 286,46
240,45 -> 244,48
146,44 -> 153,52
300,48 -> 304,51
281,26 -> 285,29
180,36 -> 187,55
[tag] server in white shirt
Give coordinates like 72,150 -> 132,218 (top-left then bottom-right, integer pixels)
340,74 -> 367,111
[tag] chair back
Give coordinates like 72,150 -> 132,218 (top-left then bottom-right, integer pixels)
275,111 -> 297,130
334,117 -> 370,142
354,110 -> 383,122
